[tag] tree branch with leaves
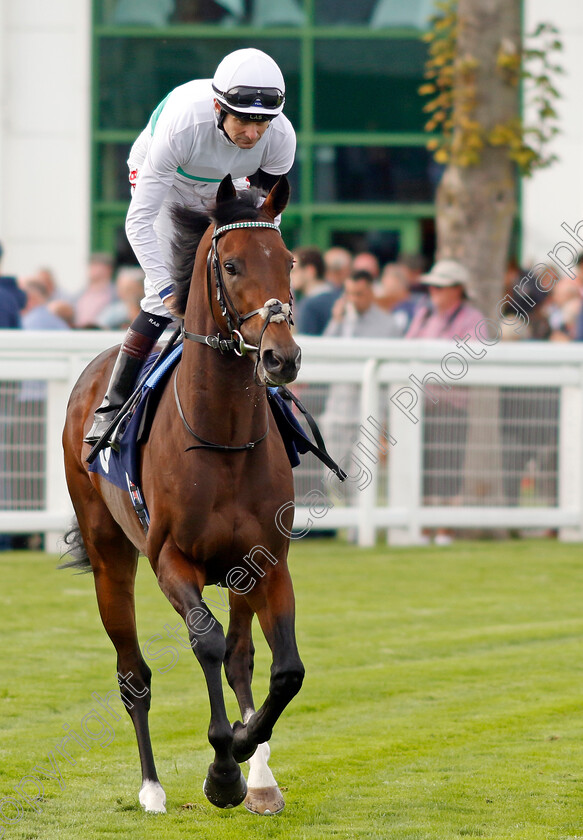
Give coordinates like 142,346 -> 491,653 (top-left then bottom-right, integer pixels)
419,0 -> 562,319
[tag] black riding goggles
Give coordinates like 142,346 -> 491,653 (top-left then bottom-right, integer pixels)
213,85 -> 285,110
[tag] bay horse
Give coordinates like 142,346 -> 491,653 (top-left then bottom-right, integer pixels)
62,175 -> 304,815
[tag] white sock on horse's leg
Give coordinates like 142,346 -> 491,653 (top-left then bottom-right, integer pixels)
242,709 -> 285,815
139,779 -> 167,813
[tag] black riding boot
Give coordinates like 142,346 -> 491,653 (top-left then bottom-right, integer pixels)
84,328 -> 158,447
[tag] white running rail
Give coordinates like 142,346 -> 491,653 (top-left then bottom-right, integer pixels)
0,331 -> 580,549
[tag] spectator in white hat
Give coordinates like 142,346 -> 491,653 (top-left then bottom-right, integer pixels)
406,259 -> 483,339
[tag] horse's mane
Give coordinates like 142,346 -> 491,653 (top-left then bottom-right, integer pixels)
171,189 -> 263,314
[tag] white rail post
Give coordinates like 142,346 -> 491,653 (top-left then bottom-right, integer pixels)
356,359 -> 380,547
387,377 -> 424,545
558,380 -> 583,542
44,376 -> 74,553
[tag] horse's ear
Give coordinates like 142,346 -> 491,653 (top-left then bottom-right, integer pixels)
261,175 -> 290,220
216,174 -> 236,204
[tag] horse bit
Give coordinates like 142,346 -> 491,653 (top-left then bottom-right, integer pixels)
175,220 -> 294,453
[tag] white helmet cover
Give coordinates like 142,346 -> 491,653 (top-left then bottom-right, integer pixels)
212,48 -> 285,120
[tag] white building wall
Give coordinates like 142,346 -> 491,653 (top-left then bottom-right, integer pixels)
0,0 -> 91,295
522,0 -> 583,265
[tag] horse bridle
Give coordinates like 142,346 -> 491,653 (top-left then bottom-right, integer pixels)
181,220 -> 293,359
176,219 -> 294,452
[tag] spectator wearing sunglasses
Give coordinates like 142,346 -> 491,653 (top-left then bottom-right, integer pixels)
86,48 -> 295,446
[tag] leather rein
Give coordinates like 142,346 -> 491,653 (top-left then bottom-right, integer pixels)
175,220 -> 293,453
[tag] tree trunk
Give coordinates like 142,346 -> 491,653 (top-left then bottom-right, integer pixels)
434,0 -> 521,515
435,0 -> 521,320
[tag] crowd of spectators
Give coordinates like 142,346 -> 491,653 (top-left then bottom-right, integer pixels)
289,245 -> 583,344
2,239 -> 581,344
0,246 -> 146,335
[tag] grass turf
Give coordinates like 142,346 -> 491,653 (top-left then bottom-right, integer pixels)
1,538 -> 583,839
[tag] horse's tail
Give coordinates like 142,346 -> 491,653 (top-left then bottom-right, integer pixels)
58,517 -> 93,574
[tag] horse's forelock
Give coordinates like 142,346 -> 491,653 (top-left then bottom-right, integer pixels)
210,188 -> 262,228
170,189 -> 267,314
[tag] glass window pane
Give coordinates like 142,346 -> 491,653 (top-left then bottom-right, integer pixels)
97,38 -> 300,131
96,143 -> 133,201
279,217 -> 302,251
314,0 -> 378,26
285,159 -> 301,204
331,228 -> 403,262
328,222 -> 435,266
314,39 -> 427,132
315,0 -> 435,28
314,146 -> 442,203
98,0 -> 305,27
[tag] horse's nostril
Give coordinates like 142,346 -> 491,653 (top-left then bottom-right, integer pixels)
262,347 -> 301,383
263,349 -> 284,371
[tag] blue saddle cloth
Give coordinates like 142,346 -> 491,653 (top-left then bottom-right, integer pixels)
88,344 -> 311,493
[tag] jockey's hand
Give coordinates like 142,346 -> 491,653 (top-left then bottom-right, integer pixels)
162,294 -> 176,314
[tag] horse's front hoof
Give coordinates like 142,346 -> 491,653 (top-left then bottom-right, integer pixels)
203,764 -> 247,809
244,785 -> 285,815
139,780 -> 167,813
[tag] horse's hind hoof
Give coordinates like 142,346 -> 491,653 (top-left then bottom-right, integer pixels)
203,765 -> 247,809
244,785 -> 285,815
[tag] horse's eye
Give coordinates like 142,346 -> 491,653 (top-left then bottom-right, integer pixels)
224,262 -> 237,275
